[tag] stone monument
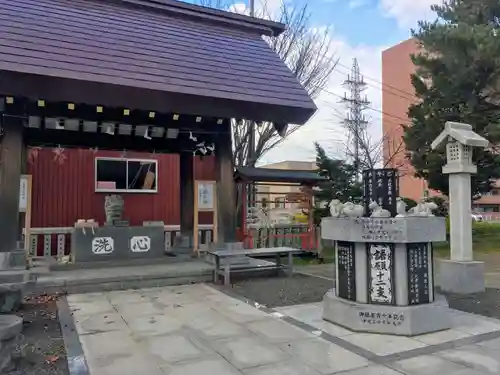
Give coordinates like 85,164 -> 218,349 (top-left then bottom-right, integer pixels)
104,194 -> 124,225
321,168 -> 449,336
431,121 -> 489,294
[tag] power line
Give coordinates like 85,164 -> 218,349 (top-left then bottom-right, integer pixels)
321,88 -> 411,124
335,60 -> 417,101
312,68 -> 414,124
333,66 -> 417,103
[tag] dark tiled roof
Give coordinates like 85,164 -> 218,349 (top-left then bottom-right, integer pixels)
234,167 -> 325,185
0,0 -> 317,124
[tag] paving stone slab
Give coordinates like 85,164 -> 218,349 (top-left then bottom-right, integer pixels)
279,338 -> 369,375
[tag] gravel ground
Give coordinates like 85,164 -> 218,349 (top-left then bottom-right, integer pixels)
6,295 -> 69,375
441,288 -> 500,320
228,273 -> 500,320
227,274 -> 333,308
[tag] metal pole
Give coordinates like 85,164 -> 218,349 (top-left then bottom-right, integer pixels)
250,0 -> 255,16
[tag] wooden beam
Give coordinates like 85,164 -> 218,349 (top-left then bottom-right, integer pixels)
23,128 -> 216,154
2,97 -> 228,133
179,152 -> 194,245
0,72 -> 315,125
214,124 -> 237,244
0,115 -> 23,252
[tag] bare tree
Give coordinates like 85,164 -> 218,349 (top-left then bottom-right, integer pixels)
198,0 -> 338,167
341,123 -> 408,176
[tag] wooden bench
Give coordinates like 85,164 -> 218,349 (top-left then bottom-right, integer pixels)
208,247 -> 297,285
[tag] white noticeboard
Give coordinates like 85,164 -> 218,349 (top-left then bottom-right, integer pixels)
197,182 -> 215,211
19,175 -> 33,253
193,180 -> 218,253
19,175 -> 28,212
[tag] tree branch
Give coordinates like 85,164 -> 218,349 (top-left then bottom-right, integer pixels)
198,0 -> 338,166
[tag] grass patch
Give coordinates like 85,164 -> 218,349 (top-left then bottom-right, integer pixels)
293,247 -> 335,266
435,221 -> 500,257
266,247 -> 335,267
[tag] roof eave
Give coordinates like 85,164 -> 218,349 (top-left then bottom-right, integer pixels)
117,0 -> 286,37
233,167 -> 325,185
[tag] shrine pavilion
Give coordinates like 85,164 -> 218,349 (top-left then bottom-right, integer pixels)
0,0 -> 316,256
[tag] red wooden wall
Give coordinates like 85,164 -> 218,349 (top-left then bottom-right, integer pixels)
26,148 -> 215,227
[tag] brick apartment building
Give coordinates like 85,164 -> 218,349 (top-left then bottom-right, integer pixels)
382,39 -> 500,217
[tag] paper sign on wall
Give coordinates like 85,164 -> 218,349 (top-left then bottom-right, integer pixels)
19,175 -> 28,212
197,182 -> 215,211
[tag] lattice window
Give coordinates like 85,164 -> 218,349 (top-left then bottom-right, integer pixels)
463,145 -> 472,163
447,142 -> 461,162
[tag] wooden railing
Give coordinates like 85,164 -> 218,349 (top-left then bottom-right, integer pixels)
27,224 -> 317,259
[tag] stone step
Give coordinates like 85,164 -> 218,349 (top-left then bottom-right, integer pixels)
48,254 -> 194,271
0,270 -> 32,284
0,251 -> 27,270
32,261 -> 213,295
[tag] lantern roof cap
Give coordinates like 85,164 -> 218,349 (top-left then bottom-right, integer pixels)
431,121 -> 489,150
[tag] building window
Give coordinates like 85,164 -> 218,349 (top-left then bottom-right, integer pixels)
261,197 -> 268,208
95,158 -> 158,193
275,197 -> 286,208
478,205 -> 500,213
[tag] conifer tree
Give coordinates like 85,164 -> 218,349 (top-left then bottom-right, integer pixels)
404,0 -> 500,196
314,143 -> 362,211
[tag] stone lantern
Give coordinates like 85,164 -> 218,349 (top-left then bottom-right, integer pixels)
431,121 -> 489,294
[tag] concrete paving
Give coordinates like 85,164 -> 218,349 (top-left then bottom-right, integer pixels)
64,284 -> 500,374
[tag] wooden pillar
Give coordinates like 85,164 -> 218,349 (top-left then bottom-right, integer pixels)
179,152 -> 194,245
215,123 -> 237,244
0,116 -> 23,253
18,143 -> 27,239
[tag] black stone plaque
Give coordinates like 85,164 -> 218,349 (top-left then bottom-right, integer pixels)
337,241 -> 356,301
367,243 -> 395,305
362,169 -> 399,217
406,243 -> 431,305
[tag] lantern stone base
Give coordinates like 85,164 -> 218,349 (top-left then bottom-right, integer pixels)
438,260 -> 485,294
322,290 -> 451,336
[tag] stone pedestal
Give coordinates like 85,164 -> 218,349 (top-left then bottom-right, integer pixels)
323,290 -> 449,336
0,315 -> 23,372
173,234 -> 194,255
0,251 -> 34,313
321,216 -> 449,336
439,260 -> 485,294
71,226 -> 165,262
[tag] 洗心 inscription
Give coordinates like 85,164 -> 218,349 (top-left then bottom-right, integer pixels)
130,236 -> 151,252
92,237 -> 114,254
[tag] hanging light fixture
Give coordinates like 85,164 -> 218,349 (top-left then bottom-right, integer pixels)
104,124 -> 115,135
